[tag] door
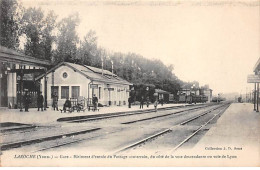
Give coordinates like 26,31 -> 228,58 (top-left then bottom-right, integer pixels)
0,72 -> 8,107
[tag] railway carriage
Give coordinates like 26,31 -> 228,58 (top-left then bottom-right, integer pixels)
177,94 -> 208,103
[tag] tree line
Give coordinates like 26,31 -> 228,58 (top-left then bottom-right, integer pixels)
0,0 -> 197,97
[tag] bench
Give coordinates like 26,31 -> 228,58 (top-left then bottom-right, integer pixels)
71,96 -> 87,112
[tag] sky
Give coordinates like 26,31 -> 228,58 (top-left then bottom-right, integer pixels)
20,0 -> 260,95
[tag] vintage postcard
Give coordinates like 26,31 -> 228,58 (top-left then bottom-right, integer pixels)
0,0 -> 259,167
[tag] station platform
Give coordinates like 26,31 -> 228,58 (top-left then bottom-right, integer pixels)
191,103 -> 260,166
0,103 -> 192,125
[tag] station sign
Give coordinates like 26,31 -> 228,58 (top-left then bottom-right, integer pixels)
90,84 -> 98,89
104,87 -> 114,91
247,74 -> 260,83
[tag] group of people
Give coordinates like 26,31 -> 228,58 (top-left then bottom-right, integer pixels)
52,92 -> 99,112
51,92 -> 73,112
21,90 -> 44,112
22,91 -> 99,112
128,96 -> 160,112
22,91 -> 73,112
24,91 -> 161,113
139,96 -> 150,109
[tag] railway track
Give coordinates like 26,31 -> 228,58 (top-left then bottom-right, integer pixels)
65,104 -> 216,123
121,104 -> 215,124
0,103 -> 227,153
171,106 -> 229,152
57,103 -> 210,123
0,127 -> 101,151
29,104 -> 220,152
114,102 -> 230,154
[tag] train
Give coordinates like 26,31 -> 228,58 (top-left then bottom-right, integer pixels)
211,96 -> 225,102
178,94 -> 208,103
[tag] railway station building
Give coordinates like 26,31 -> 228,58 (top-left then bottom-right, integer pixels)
200,87 -> 213,102
36,62 -> 132,107
0,46 -> 51,109
248,57 -> 260,112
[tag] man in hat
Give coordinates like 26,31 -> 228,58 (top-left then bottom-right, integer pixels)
37,91 -> 44,111
23,89 -> 31,112
146,96 -> 150,108
92,94 -> 98,111
154,99 -> 158,112
52,92 -> 59,111
128,97 -> 132,108
140,96 -> 144,109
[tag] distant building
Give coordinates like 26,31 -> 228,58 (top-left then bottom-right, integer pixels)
178,88 -> 200,103
36,62 -> 132,107
200,88 -> 213,102
154,89 -> 171,102
178,85 -> 213,103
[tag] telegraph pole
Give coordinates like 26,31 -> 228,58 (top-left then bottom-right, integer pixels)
257,83 -> 259,112
111,60 -> 114,75
254,83 -> 256,110
101,57 -> 104,76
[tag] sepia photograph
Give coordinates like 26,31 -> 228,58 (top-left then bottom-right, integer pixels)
0,0 -> 259,167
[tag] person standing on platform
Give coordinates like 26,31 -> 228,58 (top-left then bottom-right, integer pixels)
37,91 -> 44,111
23,90 -> 31,112
154,99 -> 158,112
52,92 -> 59,111
128,97 -> 132,108
140,96 -> 144,109
92,94 -> 98,111
160,98 -> 164,106
146,96 -> 150,108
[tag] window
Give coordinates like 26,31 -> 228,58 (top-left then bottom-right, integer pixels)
51,86 -> 59,99
63,72 -> 68,78
72,86 -> 80,99
61,86 -> 69,99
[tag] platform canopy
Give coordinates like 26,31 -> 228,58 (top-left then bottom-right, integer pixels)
0,45 -> 51,70
155,89 -> 171,94
253,57 -> 260,74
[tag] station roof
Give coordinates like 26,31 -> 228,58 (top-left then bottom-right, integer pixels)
36,62 -> 132,85
85,65 -> 115,76
155,89 -> 171,94
253,57 -> 260,73
0,45 -> 51,67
